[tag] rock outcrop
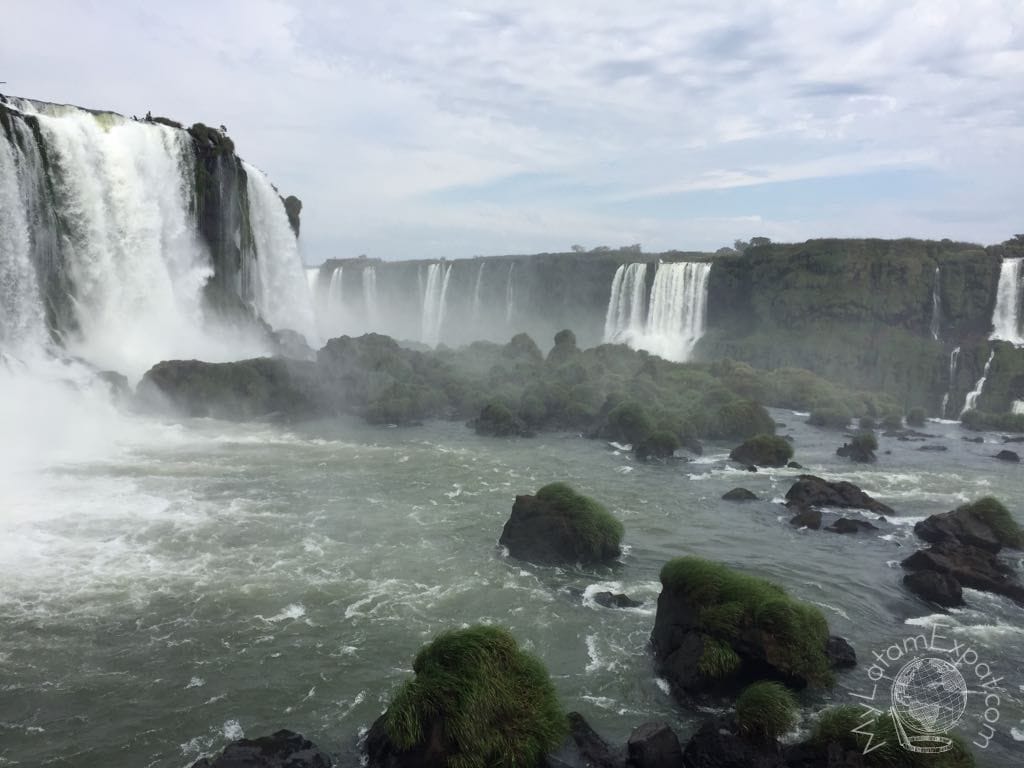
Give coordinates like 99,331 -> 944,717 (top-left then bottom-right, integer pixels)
190,730 -> 331,768
784,475 -> 894,516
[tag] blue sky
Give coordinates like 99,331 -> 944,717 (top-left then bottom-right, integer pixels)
3,1 -> 1023,261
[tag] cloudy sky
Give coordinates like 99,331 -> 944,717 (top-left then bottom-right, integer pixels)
4,1 -> 1023,262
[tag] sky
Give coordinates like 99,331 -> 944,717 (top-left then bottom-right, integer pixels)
3,0 -> 1023,262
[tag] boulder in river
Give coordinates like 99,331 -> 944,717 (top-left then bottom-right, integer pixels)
788,508 -> 822,530
824,518 -> 878,534
627,722 -> 683,768
499,483 -> 623,566
995,449 -> 1020,463
593,591 -> 640,609
784,475 -> 894,516
722,487 -> 758,502
835,432 -> 877,463
729,434 -> 794,467
190,730 -> 331,768
914,497 -> 1024,552
902,541 -> 1024,605
547,711 -> 624,768
903,570 -> 965,608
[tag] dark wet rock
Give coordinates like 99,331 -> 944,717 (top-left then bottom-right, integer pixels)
546,712 -> 624,768
366,712 -> 445,768
995,449 -> 1020,462
825,636 -> 857,669
918,444 -> 948,452
786,461 -> 803,469
835,436 -> 876,463
784,475 -> 894,516
902,541 -> 1024,605
963,436 -> 984,443
743,464 -> 758,473
190,730 -> 331,768
499,484 -> 622,566
903,570 -> 965,608
282,194 -> 302,237
788,508 -> 822,530
680,715 -> 784,768
1003,436 -> 1024,443
627,722 -> 683,768
593,591 -> 641,609
722,488 -> 758,502
824,518 -> 879,534
914,504 -> 1006,552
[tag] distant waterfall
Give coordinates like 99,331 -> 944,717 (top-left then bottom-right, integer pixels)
961,350 -> 994,415
504,263 -> 516,325
603,261 -> 711,362
421,262 -> 453,346
305,267 -> 320,297
362,266 -> 378,324
603,263 -> 648,343
328,266 -> 344,308
0,97 -> 312,378
991,258 -> 1024,344
930,267 -> 941,341
471,262 -> 485,323
941,346 -> 960,418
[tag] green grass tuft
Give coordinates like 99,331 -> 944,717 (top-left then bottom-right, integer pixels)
736,682 -> 797,742
698,637 -> 742,678
534,482 -> 624,556
659,557 -> 832,686
385,626 -> 567,768
960,496 -> 1024,548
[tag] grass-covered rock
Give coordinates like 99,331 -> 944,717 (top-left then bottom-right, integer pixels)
735,682 -> 797,742
635,430 -> 680,460
651,556 -> 834,702
837,431 -> 878,463
499,483 -> 623,565
729,434 -> 793,467
915,496 -> 1023,551
367,626 -> 566,768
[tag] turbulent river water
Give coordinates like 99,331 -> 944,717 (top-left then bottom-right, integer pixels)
1,407 -> 1023,767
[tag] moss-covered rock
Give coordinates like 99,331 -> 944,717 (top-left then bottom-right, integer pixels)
367,626 -> 566,768
471,400 -> 531,437
635,430 -> 680,460
499,483 -> 623,565
650,556 -> 834,702
729,434 -> 793,467
915,497 -> 1023,550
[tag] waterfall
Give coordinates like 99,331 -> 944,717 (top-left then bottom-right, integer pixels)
328,266 -> 344,309
471,262 -> 485,323
991,258 -> 1024,344
504,263 -> 516,326
961,350 -> 994,416
941,346 -> 960,418
603,263 -> 648,343
362,266 -> 378,324
421,262 -> 454,346
305,267 -> 320,297
602,261 -> 710,362
930,266 -> 941,341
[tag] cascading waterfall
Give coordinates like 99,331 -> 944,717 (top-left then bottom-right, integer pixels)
471,262 -> 485,323
0,97 -> 314,380
930,266 -> 941,341
961,350 -> 994,415
991,258 -> 1024,345
602,261 -> 711,362
420,263 -> 454,346
603,263 -> 648,343
244,162 -> 318,345
362,266 -> 378,324
504,263 -> 516,325
941,346 -> 960,418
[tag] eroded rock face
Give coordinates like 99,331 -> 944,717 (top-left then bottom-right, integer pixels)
190,730 -> 331,768
784,475 -> 894,516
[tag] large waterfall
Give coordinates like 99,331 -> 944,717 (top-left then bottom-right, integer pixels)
991,258 -> 1024,345
961,350 -> 995,415
603,261 -> 711,362
420,262 -> 453,346
0,97 -> 314,379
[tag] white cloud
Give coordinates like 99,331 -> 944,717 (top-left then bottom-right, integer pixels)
2,0 -> 1022,259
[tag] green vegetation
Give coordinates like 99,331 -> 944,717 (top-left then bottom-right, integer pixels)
808,406 -> 851,430
735,682 -> 797,742
961,409 -> 1024,433
534,482 -> 624,555
659,557 -> 833,686
959,497 -> 1024,548
906,407 -> 926,427
859,416 -> 876,430
729,434 -> 794,467
881,412 -> 904,430
850,431 -> 878,456
472,400 -> 528,437
635,430 -> 681,460
809,706 -> 975,767
385,626 -> 566,768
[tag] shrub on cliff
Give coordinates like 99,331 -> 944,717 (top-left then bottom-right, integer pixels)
729,434 -> 793,467
376,626 -> 566,768
653,557 -> 833,693
735,682 -> 797,742
499,482 -> 623,565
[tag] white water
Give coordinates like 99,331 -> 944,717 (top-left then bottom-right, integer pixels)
603,263 -> 648,343
471,262 -> 485,323
504,263 -> 516,325
961,350 -> 995,415
991,258 -> 1024,345
244,163 -> 318,346
602,261 -> 711,362
941,346 -> 960,418
421,262 -> 453,347
362,266 -> 378,325
930,266 -> 941,341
